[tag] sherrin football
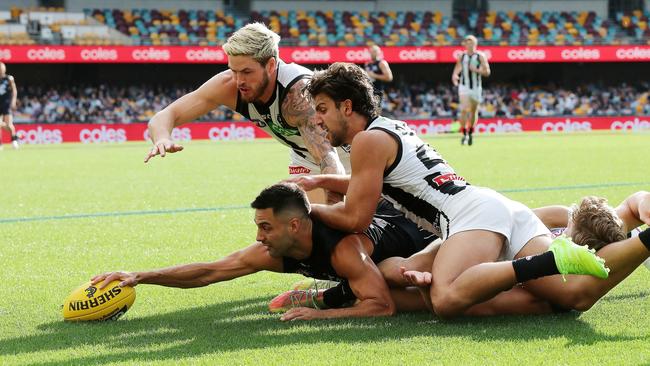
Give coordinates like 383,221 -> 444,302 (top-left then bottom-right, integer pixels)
62,280 -> 136,321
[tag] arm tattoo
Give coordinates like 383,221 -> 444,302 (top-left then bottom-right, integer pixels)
282,79 -> 345,175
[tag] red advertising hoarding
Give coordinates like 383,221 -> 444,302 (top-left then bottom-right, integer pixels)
0,45 -> 649,64
4,116 -> 648,145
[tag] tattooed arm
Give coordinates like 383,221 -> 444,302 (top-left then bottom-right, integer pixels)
282,78 -> 346,204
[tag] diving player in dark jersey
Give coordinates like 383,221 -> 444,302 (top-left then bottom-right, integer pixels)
0,62 -> 18,150
91,183 -> 434,321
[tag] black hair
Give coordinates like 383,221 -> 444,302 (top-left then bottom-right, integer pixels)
307,62 -> 380,121
250,182 -> 309,218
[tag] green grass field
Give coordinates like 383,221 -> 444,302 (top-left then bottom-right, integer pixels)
1,132 -> 649,365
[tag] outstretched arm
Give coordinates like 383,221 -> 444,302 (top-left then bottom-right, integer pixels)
616,191 -> 650,232
281,235 -> 395,320
145,70 -> 238,162
282,78 -> 346,203
91,243 -> 282,289
532,205 -> 571,228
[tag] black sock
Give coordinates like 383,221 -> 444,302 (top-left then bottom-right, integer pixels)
322,281 -> 356,308
512,251 -> 560,283
468,127 -> 474,135
639,228 -> 650,252
11,135 -> 17,141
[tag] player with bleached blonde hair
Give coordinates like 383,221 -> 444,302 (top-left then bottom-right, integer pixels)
145,23 -> 348,204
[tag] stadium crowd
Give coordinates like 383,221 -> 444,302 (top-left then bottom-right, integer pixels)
14,81 -> 649,123
385,82 -> 650,119
15,83 -> 235,123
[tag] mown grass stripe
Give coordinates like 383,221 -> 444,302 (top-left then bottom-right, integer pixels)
1,181 -> 648,225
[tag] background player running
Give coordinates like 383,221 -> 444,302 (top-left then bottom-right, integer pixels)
0,62 -> 18,150
451,35 -> 490,146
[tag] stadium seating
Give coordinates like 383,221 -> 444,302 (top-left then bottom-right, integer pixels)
457,10 -> 617,45
1,8 -> 648,46
86,8 -> 245,46
85,9 -> 643,46
616,10 -> 650,44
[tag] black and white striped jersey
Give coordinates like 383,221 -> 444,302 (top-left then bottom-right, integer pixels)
459,52 -> 482,90
235,60 -> 316,163
368,116 -> 470,237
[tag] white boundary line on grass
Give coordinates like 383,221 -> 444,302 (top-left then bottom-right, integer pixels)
1,181 -> 648,224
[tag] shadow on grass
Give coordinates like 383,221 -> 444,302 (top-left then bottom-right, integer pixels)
598,290 -> 650,302
1,296 -> 646,365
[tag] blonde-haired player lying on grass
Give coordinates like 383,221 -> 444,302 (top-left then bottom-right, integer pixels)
383,190 -> 650,316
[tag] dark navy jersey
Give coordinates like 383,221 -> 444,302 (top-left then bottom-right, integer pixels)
364,60 -> 387,94
282,200 -> 433,281
0,75 -> 13,103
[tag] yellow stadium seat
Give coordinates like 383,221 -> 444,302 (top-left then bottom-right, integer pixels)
622,16 -> 630,27
482,28 -> 492,38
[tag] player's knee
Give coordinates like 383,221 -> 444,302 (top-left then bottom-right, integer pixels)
430,291 -> 464,319
555,287 -> 598,312
567,290 -> 598,312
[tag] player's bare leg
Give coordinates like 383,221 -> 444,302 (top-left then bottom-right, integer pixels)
425,230 -> 520,318
397,267 -> 554,316
1,114 -> 18,149
466,98 -> 479,146
515,233 -> 650,311
458,94 -> 472,145
406,232 -> 607,318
